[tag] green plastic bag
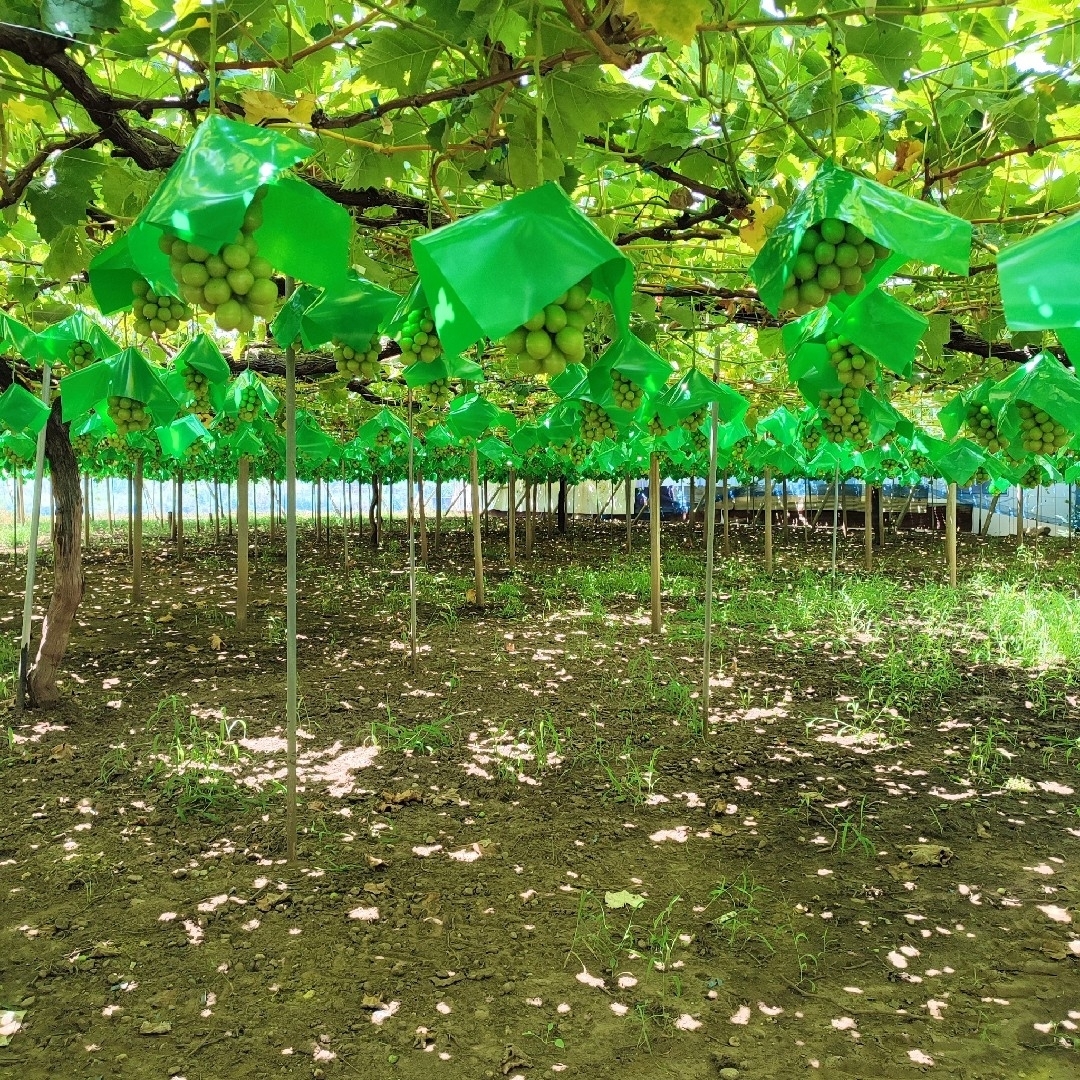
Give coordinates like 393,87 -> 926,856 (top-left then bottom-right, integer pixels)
446,392 -> 515,440
296,411 -> 337,466
175,334 -> 231,384
357,407 -> 411,448
757,405 -> 801,446
537,401 -> 580,447
658,369 -> 749,426
134,115 -> 308,253
930,438 -> 987,487
0,311 -> 36,356
231,426 -> 264,459
998,212 -> 1080,334
987,351 -> 1080,433
277,273 -> 400,351
156,414 -> 210,460
478,435 -> 516,468
223,369 -> 280,421
750,160 -> 971,315
0,431 -> 37,465
782,289 -> 928,378
410,182 -> 634,360
403,353 -> 483,389
88,225 -> 177,314
33,312 -> 120,365
0,383 -> 50,436
60,347 -> 177,425
594,334 -> 674,404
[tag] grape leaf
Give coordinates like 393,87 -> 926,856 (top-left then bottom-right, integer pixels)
922,314 -> 952,361
845,20 -> 921,88
26,180 -> 86,242
362,27 -> 442,94
41,0 -> 122,34
43,225 -> 91,282
545,66 -> 645,156
623,0 -> 708,46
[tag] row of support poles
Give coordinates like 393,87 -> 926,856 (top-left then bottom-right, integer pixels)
16,360 -> 52,712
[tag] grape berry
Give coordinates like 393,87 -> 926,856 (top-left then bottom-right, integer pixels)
334,334 -> 381,378
107,395 -> 152,434
67,340 -> 95,369
132,279 -> 190,338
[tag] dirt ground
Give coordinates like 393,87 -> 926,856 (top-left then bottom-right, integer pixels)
1,519 -> 1078,1080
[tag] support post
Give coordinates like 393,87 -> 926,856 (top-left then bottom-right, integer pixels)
470,446 -> 485,607
407,390 -> 418,672
701,381 -> 720,729
946,481 -> 958,586
508,466 -> 516,569
830,463 -> 840,583
237,456 -> 249,629
649,452 -> 662,633
16,361 -> 52,712
133,457 -> 143,602
764,467 -> 774,573
722,475 -> 730,556
625,475 -> 632,554
864,481 -> 873,571
285,333 -> 298,866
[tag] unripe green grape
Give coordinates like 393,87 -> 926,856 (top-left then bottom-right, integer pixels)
611,371 -> 644,412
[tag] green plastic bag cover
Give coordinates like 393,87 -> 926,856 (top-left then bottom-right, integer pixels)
89,225 -> 177,313
410,182 -> 634,360
61,347 -> 177,425
296,411 -> 336,466
1058,327 -> 1080,367
988,350 -> 1080,432
599,334 -> 674,398
134,116 -> 309,253
478,435 -> 516,467
795,356 -> 843,404
511,425 -> 542,454
225,369 -> 280,420
859,393 -> 909,442
931,438 -> 987,487
660,369 -> 749,424
403,353 -> 484,389
175,334 -> 231,384
446,392 -> 515,440
0,383 -> 50,436
33,312 -> 120,364
283,274 -> 399,351
937,391 -> 970,441
757,406 -> 800,446
0,311 -> 36,356
783,289 -> 928,378
549,363 -> 591,400
0,431 -> 36,464
425,424 -> 460,450
998,212 -> 1080,332
808,441 -> 853,474
537,401 -> 580,447
750,160 -> 971,314
270,283 -> 321,347
231,426 -> 264,459
358,407 -> 411,447
716,416 -> 753,450
71,411 -> 113,440
156,414 -> 209,460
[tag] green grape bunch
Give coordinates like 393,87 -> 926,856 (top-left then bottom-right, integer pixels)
611,370 -> 644,411
1019,464 -> 1049,489
132,279 -> 191,338
236,385 -> 261,423
374,427 -> 395,448
681,406 -> 709,451
398,309 -> 441,365
964,402 -> 1009,453
334,333 -> 381,378
557,436 -> 587,465
71,434 -> 94,457
183,366 -> 210,408
801,424 -> 822,454
647,413 -> 670,437
780,219 -> 892,315
819,386 -> 870,447
502,277 -> 594,378
67,340 -> 95,369
107,395 -> 152,435
1018,402 -> 1069,455
420,378 -> 453,408
165,189 -> 280,334
827,336 -> 878,390
580,400 -> 617,442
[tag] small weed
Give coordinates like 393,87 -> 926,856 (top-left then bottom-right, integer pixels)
707,872 -> 772,950
99,745 -> 133,785
368,712 -> 453,755
595,736 -> 660,805
968,718 -> 1014,785
834,796 -> 875,857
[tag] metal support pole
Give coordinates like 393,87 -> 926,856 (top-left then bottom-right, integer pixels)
285,328 -> 298,865
764,467 -> 774,573
236,456 -> 249,628
946,482 -> 957,586
649,452 -> 662,633
470,446 -> 485,607
701,387 -> 720,728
